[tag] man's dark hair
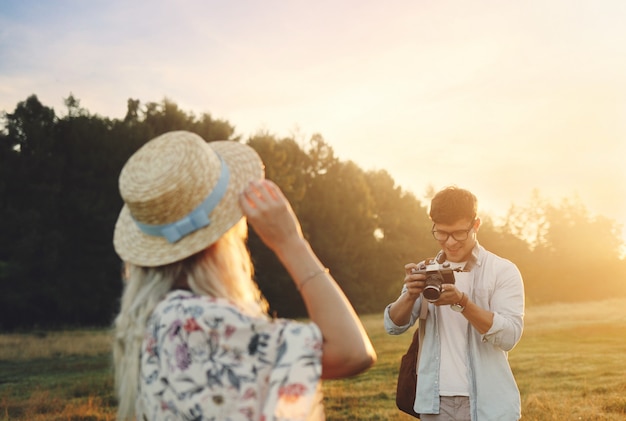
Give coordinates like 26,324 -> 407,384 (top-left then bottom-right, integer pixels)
429,186 -> 477,224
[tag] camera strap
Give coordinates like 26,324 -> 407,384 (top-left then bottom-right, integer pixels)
416,297 -> 429,368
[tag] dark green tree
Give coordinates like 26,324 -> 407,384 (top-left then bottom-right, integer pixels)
245,133 -> 313,317
0,95 -> 244,329
0,95 -> 60,328
364,169 -> 435,307
2,94 -> 624,329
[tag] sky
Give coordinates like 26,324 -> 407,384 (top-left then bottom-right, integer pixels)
1,0 -> 625,248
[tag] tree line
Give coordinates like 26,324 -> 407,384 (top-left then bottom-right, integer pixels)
1,94 -> 624,330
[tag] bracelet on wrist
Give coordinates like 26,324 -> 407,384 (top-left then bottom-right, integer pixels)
298,268 -> 329,291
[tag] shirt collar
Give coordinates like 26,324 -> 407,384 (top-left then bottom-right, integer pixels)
435,241 -> 483,271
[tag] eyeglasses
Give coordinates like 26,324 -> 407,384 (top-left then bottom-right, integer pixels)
431,220 -> 476,242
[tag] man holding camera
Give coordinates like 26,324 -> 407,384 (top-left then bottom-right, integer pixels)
384,186 -> 524,420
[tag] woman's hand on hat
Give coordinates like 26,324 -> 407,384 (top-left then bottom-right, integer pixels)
240,180 -> 304,252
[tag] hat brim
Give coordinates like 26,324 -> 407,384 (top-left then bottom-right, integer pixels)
113,140 -> 264,267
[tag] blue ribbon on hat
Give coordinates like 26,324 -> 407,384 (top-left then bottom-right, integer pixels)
133,156 -> 230,243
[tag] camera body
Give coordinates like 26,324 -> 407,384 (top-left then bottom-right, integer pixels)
411,260 -> 457,302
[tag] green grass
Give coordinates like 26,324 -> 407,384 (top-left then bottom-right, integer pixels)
0,355 -> 115,420
1,299 -> 625,420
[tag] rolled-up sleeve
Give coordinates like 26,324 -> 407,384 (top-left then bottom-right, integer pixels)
480,262 -> 525,351
383,289 -> 421,335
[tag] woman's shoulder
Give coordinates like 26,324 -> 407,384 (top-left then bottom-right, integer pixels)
140,292 -> 323,421
150,290 -> 321,342
150,290 -> 260,327
154,289 -> 241,312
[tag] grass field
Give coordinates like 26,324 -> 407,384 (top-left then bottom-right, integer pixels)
1,299 -> 625,420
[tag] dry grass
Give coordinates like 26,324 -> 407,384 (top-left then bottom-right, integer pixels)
0,390 -> 115,421
326,299 -> 626,420
1,299 -> 625,420
523,298 -> 626,332
0,329 -> 113,360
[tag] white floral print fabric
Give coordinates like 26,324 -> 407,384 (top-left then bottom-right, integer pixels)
138,290 -> 324,421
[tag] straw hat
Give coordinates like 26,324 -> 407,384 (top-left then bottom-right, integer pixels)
113,131 -> 264,267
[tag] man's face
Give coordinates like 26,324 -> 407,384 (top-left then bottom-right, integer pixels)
431,218 -> 479,263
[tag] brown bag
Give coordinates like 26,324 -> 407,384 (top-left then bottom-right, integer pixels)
395,302 -> 428,418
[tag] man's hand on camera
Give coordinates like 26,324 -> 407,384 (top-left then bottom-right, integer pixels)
404,263 -> 426,299
434,284 -> 463,306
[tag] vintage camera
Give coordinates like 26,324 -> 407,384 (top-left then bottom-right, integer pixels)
411,260 -> 457,302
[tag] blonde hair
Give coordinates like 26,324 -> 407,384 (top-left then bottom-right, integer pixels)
112,219 -> 268,420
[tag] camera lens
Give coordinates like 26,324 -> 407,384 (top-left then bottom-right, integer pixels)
422,274 -> 443,302
423,285 -> 441,301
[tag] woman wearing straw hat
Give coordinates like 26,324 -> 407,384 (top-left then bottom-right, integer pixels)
112,131 -> 376,421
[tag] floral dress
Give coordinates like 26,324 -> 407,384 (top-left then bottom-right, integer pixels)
138,290 -> 324,421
